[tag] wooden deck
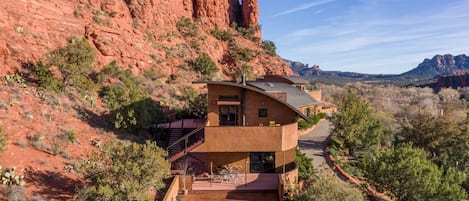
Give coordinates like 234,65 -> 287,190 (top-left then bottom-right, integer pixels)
180,190 -> 278,201
192,173 -> 278,191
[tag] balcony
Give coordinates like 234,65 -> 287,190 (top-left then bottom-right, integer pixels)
192,122 -> 298,152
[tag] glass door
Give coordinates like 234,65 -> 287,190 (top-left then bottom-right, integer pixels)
219,105 -> 238,126
250,152 -> 275,173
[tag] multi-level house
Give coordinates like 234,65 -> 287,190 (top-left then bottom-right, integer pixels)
166,75 -> 320,193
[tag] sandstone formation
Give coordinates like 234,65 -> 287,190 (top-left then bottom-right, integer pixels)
242,0 -> 261,37
0,0 -> 290,76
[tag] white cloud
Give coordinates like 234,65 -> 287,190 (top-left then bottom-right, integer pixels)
273,0 -> 334,17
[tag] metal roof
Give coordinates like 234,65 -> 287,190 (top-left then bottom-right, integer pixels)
264,75 -> 310,84
196,81 -> 310,122
247,82 -> 320,108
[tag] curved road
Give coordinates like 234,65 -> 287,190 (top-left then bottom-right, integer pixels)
298,120 -> 331,170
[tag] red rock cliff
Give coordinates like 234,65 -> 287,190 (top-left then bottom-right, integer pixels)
242,0 -> 260,37
0,0 -> 290,76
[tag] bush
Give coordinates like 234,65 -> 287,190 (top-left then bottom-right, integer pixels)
262,40 -> 277,56
211,27 -> 234,42
191,53 -> 218,80
0,126 -> 8,153
230,22 -> 260,42
297,119 -> 311,130
5,185 -> 25,201
289,168 -> 364,201
176,16 -> 199,37
47,135 -> 66,155
228,45 -> 256,63
28,133 -> 45,150
76,140 -> 170,200
62,130 -> 77,143
48,37 -> 96,91
296,148 -> 314,181
32,60 -> 64,93
297,113 -> 325,130
98,62 -> 164,129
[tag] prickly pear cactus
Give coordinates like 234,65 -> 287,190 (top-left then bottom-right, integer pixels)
0,166 -> 25,186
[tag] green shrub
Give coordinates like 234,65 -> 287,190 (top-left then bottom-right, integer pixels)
191,53 -> 218,80
99,85 -> 126,110
32,60 -> 64,93
296,148 -> 314,181
228,45 -> 256,63
230,22 -> 260,42
317,112 -> 326,119
298,119 -> 311,130
180,87 -> 207,118
98,62 -> 164,130
75,140 -> 170,200
262,40 -> 277,56
62,130 -> 77,143
48,37 -> 95,91
298,113 -> 326,130
211,27 -> 234,42
0,126 -> 8,153
176,16 -> 199,37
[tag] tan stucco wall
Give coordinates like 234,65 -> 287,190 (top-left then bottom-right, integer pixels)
193,122 -> 298,152
275,147 -> 296,173
308,90 -> 322,102
194,149 -> 296,174
207,84 -> 296,127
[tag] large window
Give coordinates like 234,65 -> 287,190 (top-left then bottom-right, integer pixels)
250,152 -> 275,173
219,105 -> 238,126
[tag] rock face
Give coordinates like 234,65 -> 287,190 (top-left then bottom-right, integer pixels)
0,0 -> 290,76
242,0 -> 261,37
400,54 -> 469,79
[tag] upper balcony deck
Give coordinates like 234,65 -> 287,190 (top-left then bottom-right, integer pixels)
192,122 -> 298,152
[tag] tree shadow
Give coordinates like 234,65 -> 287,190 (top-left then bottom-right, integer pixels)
24,168 -> 83,200
298,140 -> 326,153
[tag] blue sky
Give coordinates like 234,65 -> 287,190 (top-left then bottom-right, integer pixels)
258,0 -> 469,74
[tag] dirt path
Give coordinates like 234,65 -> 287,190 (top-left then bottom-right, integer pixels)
298,120 -> 331,170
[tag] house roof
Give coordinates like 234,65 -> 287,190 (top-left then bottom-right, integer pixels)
264,75 -> 310,84
195,81 -> 310,122
247,82 -> 320,108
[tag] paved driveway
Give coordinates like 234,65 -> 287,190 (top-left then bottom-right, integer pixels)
298,120 -> 331,169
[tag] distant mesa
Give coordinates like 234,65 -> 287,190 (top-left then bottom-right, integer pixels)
399,54 -> 469,80
286,54 -> 469,85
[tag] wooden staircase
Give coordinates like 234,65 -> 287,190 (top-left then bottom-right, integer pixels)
167,127 -> 205,163
167,128 -> 184,157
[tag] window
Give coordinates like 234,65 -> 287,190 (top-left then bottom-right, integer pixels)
258,108 -> 268,117
219,105 -> 238,126
250,152 -> 275,173
219,95 -> 239,101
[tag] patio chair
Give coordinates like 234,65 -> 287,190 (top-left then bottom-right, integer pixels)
211,174 -> 223,183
